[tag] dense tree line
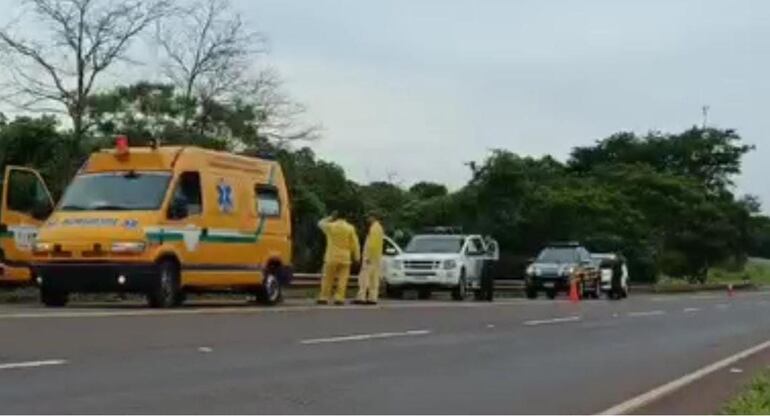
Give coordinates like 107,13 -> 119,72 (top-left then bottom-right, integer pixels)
0,105 -> 766,282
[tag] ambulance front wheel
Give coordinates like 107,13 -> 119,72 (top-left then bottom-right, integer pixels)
147,259 -> 181,308
40,286 -> 68,307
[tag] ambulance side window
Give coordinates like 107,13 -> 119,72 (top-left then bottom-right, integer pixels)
168,172 -> 202,219
255,186 -> 280,217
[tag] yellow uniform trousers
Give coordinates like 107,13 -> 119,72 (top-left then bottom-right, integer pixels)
356,258 -> 382,302
320,261 -> 352,303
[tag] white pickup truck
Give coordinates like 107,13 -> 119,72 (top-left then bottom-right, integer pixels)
381,232 -> 499,301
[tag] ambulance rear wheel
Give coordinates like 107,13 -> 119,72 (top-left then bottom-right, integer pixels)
256,271 -> 282,305
148,260 -> 180,308
40,287 -> 68,307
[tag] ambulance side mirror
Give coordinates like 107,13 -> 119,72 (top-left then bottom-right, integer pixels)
168,196 -> 189,220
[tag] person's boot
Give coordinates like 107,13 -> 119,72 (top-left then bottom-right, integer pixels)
352,299 -> 367,305
316,299 -> 329,305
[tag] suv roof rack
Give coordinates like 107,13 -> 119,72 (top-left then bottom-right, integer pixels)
548,241 -> 581,247
421,226 -> 464,235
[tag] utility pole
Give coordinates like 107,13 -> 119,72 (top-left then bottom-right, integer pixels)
701,105 -> 710,129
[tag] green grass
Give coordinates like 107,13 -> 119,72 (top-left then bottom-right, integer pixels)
723,371 -> 770,415
710,258 -> 770,286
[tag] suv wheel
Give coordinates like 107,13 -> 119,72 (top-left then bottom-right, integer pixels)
451,271 -> 467,301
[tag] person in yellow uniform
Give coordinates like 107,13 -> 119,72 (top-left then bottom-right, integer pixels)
355,213 -> 384,305
317,211 -> 361,305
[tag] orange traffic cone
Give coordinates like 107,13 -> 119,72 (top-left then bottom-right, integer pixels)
728,283 -> 734,298
569,280 -> 580,303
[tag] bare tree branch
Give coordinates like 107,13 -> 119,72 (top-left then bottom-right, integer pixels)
0,0 -> 170,141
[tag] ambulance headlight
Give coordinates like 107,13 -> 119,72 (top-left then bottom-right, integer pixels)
111,242 -> 146,254
33,242 -> 52,253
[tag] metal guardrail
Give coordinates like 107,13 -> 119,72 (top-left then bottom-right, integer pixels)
291,273 -> 525,289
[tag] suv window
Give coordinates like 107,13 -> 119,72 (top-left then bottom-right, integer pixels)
169,172 -> 202,217
7,170 -> 52,218
255,186 -> 281,217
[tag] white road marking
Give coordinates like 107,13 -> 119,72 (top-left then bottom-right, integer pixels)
627,310 -> 666,318
300,329 -> 431,345
0,299 -> 535,320
486,324 -> 495,329
716,303 -> 730,310
598,339 -> 770,415
730,367 -> 744,374
523,316 -> 581,326
683,307 -> 701,313
0,359 -> 67,371
197,347 -> 213,353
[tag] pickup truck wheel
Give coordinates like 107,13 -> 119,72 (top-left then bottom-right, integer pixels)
451,272 -> 467,301
545,289 -> 557,299
147,260 -> 180,308
40,286 -> 68,307
417,288 -> 432,300
385,285 -> 403,299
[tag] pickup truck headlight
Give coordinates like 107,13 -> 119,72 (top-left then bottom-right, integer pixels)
442,259 -> 457,270
33,242 -> 52,253
526,265 -> 540,276
392,260 -> 403,270
560,266 -> 575,276
111,241 -> 146,254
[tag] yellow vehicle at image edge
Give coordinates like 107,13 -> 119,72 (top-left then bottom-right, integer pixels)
19,138 -> 293,308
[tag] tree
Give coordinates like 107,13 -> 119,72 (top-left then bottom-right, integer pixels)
409,182 -> 448,199
156,0 -> 318,145
0,0 -> 169,142
155,0 -> 263,124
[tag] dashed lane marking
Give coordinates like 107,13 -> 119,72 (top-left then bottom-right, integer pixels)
300,329 -> 431,345
627,310 -> 666,318
0,360 -> 67,371
683,307 -> 701,313
523,316 -> 581,326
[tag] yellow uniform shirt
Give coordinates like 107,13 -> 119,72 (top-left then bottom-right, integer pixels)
363,221 -> 384,262
318,217 -> 361,265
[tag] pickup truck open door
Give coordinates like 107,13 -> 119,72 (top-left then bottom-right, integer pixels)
0,166 -> 54,285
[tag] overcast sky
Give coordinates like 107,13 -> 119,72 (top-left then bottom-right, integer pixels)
2,0 -> 769,208
235,0 -> 770,206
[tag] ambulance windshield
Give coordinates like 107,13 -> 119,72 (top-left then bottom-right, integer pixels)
59,171 -> 172,211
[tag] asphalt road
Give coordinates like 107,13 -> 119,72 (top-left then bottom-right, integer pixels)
1,290 -> 770,414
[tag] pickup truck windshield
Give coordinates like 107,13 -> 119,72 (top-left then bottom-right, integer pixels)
537,247 -> 579,263
59,172 -> 172,211
405,236 -> 465,253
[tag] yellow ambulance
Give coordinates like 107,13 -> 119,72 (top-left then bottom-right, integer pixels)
31,138 -> 293,307
0,166 -> 55,286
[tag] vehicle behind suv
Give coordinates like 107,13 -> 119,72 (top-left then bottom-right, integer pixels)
524,242 -> 600,299
382,230 -> 498,301
591,252 -> 629,299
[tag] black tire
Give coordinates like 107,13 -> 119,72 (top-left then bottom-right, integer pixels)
451,271 -> 467,301
147,260 -> 180,308
525,286 -> 538,299
173,291 -> 187,307
417,288 -> 432,300
256,268 -> 283,305
40,286 -> 68,307
385,285 -> 403,299
545,288 -> 557,299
